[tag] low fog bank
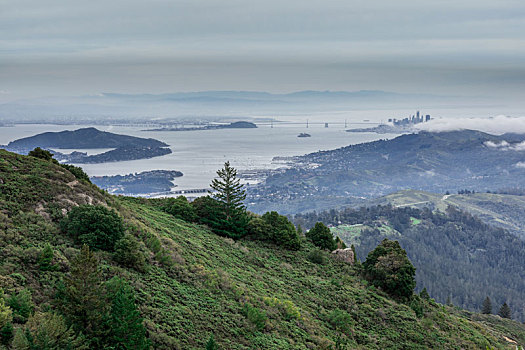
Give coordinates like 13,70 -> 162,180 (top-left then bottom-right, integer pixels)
416,115 -> 525,135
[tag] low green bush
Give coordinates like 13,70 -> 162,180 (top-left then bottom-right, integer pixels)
60,205 -> 124,251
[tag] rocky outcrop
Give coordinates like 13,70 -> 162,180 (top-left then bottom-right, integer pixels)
331,248 -> 355,264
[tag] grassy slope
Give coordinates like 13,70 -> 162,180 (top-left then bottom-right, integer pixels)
367,190 -> 525,239
1,150 -> 525,349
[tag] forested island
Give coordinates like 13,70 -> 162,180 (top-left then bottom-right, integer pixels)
1,127 -> 172,163
90,170 -> 183,194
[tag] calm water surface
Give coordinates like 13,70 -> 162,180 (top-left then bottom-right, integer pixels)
0,122 -> 396,191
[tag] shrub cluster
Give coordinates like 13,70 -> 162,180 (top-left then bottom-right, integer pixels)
60,205 -> 124,251
306,222 -> 336,251
363,239 -> 416,300
248,211 -> 301,250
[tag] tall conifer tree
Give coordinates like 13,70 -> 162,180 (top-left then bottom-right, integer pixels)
482,296 -> 492,314
498,302 -> 511,319
210,161 -> 248,238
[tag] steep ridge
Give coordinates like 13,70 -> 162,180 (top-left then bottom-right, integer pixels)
1,149 -> 524,349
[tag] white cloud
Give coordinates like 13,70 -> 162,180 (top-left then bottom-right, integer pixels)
484,140 -> 525,151
416,115 -> 525,135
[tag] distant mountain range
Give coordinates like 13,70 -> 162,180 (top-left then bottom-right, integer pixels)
247,130 -> 525,214
0,90 -> 472,121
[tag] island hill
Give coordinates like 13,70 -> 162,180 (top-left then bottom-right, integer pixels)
2,127 -> 172,164
144,120 -> 257,132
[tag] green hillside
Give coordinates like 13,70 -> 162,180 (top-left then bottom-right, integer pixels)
1,149 -> 525,349
368,190 -> 525,239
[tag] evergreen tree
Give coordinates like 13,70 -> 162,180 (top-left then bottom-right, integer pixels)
59,245 -> 106,346
0,321 -> 13,346
38,244 -> 56,271
351,244 -> 357,264
7,289 -> 33,322
11,328 -> 29,350
28,147 -> 58,164
0,293 -> 12,330
306,222 -> 336,251
419,288 -> 430,300
105,277 -> 150,350
210,161 -> 248,239
206,335 -> 219,350
482,296 -> 492,314
24,312 -> 87,349
334,236 -> 347,249
498,302 -> 511,319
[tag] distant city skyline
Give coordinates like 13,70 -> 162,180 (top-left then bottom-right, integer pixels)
1,0 -> 525,106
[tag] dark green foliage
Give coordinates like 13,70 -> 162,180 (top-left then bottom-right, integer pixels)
408,296 -> 424,318
38,244 -> 58,271
205,335 -> 219,350
310,204 -> 525,321
420,288 -> 430,300
363,239 -> 416,300
7,289 -> 34,322
0,293 -> 11,329
60,205 -> 124,251
307,249 -> 326,265
306,222 -> 336,251
114,234 -> 147,272
191,196 -> 229,235
59,163 -> 91,183
242,304 -> 267,331
334,236 -> 346,249
21,312 -> 87,349
161,196 -> 197,222
28,147 -> 58,164
482,297 -> 492,314
210,161 -> 249,239
0,322 -> 13,346
105,277 -> 150,350
58,245 -> 106,346
499,302 -> 511,319
249,212 -> 301,250
327,309 -> 353,350
58,247 -> 149,349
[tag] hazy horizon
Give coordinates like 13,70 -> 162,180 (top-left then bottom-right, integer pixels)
2,0 -> 525,108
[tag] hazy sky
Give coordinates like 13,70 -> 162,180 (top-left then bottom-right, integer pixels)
1,0 -> 525,103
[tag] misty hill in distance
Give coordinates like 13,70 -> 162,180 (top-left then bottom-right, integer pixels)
247,130 -> 525,214
0,90 -> 478,122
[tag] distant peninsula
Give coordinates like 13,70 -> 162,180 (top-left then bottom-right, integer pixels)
2,127 -> 172,164
144,121 -> 257,132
